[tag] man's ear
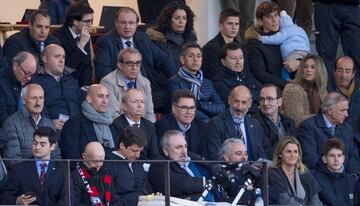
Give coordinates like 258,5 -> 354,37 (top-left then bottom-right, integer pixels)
42,55 -> 47,64
220,58 -> 226,67
162,148 -> 168,156
85,95 -> 91,104
50,142 -> 56,151
322,155 -> 327,164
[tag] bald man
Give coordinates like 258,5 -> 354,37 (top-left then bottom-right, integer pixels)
3,84 -> 59,167
72,142 -> 124,205
31,44 -> 81,130
60,84 -> 115,160
205,85 -> 270,160
0,51 -> 37,127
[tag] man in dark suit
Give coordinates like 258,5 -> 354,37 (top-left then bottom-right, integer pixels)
202,9 -> 248,80
53,3 -> 94,86
2,126 -> 65,206
253,84 -> 296,157
148,130 -> 215,201
156,89 -> 206,156
298,91 -> 360,173
111,89 -> 159,159
205,85 -> 270,160
60,84 -> 115,160
108,126 -> 149,206
94,7 -> 177,112
3,10 -> 60,66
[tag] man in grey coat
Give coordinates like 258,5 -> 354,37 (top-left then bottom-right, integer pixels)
3,83 -> 60,168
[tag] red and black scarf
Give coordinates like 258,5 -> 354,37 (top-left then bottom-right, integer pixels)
76,163 -> 112,206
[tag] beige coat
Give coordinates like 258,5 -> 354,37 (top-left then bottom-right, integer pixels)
281,83 -> 313,127
100,69 -> 156,122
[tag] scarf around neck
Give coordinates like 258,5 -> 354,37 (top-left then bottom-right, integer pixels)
178,67 -> 203,100
336,78 -> 355,99
82,101 -> 114,148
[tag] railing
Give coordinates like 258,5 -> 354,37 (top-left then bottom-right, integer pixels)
0,158 -> 269,206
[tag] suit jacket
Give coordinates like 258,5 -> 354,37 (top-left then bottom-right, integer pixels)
155,114 -> 206,155
110,114 -> 159,160
100,69 -> 155,122
205,109 -> 269,160
3,28 -> 60,66
201,32 -> 248,80
2,160 -> 65,206
298,112 -> 360,173
60,113 -> 114,160
107,153 -> 148,206
253,112 -> 297,157
53,26 -> 92,86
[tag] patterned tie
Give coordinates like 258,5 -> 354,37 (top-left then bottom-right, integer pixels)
125,40 -> 132,48
132,123 -> 140,128
330,126 -> 336,135
234,121 -> 244,142
127,81 -> 136,89
39,162 -> 47,190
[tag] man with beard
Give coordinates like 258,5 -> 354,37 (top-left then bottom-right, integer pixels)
205,85 -> 269,160
3,84 -> 60,167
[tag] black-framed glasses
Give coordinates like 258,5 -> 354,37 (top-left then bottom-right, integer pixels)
174,104 -> 196,112
16,61 -> 35,78
80,19 -> 93,25
120,61 -> 141,67
259,96 -> 278,103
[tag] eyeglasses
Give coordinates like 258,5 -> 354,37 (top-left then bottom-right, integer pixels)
80,19 -> 93,25
120,61 -> 141,67
17,61 -> 35,78
259,96 -> 278,103
117,21 -> 137,26
174,104 -> 196,112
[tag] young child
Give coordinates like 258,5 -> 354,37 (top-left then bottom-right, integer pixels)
260,10 -> 310,80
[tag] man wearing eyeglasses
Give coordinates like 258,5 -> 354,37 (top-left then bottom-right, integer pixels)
53,3 -> 94,87
100,48 -> 155,122
3,10 -> 60,67
253,84 -> 296,157
0,52 -> 37,128
94,7 -> 177,113
156,89 -> 206,155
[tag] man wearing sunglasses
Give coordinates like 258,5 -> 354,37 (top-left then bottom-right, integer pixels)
100,48 -> 155,122
0,52 -> 37,128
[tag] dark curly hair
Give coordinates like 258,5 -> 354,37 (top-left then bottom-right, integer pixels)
156,1 -> 195,36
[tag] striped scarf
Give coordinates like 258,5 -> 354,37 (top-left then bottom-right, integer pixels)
178,67 -> 203,100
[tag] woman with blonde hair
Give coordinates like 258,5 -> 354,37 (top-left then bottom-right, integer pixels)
281,54 -> 328,126
269,137 -> 323,205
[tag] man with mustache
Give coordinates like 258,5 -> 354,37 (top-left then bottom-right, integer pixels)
205,85 -> 270,160
3,84 -> 60,168
100,48 -> 155,122
298,91 -> 360,173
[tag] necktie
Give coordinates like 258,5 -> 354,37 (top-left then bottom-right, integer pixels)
75,36 -> 80,43
330,126 -> 336,135
125,41 -> 132,48
39,162 -> 47,190
127,81 -> 136,89
132,123 -> 140,128
234,121 -> 244,142
38,42 -> 44,53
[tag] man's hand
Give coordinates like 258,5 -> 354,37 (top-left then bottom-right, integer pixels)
78,26 -> 91,50
283,59 -> 301,73
53,119 -> 65,130
16,194 -> 36,205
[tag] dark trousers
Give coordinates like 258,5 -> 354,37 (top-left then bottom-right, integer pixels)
314,2 -> 360,79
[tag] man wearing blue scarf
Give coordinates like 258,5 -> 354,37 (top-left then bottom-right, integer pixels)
168,42 -> 225,122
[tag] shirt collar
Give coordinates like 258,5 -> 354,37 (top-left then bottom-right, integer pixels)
68,27 -> 79,39
176,120 -> 191,133
230,108 -> 245,123
125,115 -> 141,126
322,113 -> 334,128
121,37 -> 133,44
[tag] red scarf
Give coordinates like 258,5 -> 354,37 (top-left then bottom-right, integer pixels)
76,163 -> 112,206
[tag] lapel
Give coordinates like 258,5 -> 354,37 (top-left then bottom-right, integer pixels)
27,161 -> 43,194
44,161 -> 57,191
223,109 -> 237,139
120,114 -> 131,127
315,113 -> 333,136
116,70 -> 126,88
244,115 -> 254,143
63,27 -> 78,49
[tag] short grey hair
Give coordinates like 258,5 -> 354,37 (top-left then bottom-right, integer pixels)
21,83 -> 43,98
121,88 -> 144,104
159,130 -> 184,151
219,138 -> 245,160
12,51 -> 37,65
321,92 -> 348,113
117,47 -> 142,62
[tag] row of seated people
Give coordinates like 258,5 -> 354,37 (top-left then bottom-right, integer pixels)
0,124 -> 359,205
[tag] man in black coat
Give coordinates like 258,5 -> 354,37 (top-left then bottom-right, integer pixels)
53,3 -> 94,86
2,127 -> 65,206
202,9 -> 248,80
155,89 -> 206,156
3,10 -> 60,67
253,84 -> 296,157
0,52 -> 37,127
111,89 -> 159,160
60,84 -> 115,160
94,7 -> 177,112
205,85 -> 270,160
298,91 -> 360,173
108,126 -> 149,206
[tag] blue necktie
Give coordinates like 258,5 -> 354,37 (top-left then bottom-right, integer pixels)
127,81 -> 136,89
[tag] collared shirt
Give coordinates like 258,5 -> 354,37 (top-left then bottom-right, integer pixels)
68,27 -> 88,55
112,150 -> 133,172
121,37 -> 134,48
124,78 -> 136,90
35,159 -> 50,176
322,113 -> 335,129
230,108 -> 248,146
179,156 -> 195,177
125,116 -> 141,127
176,120 -> 191,134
